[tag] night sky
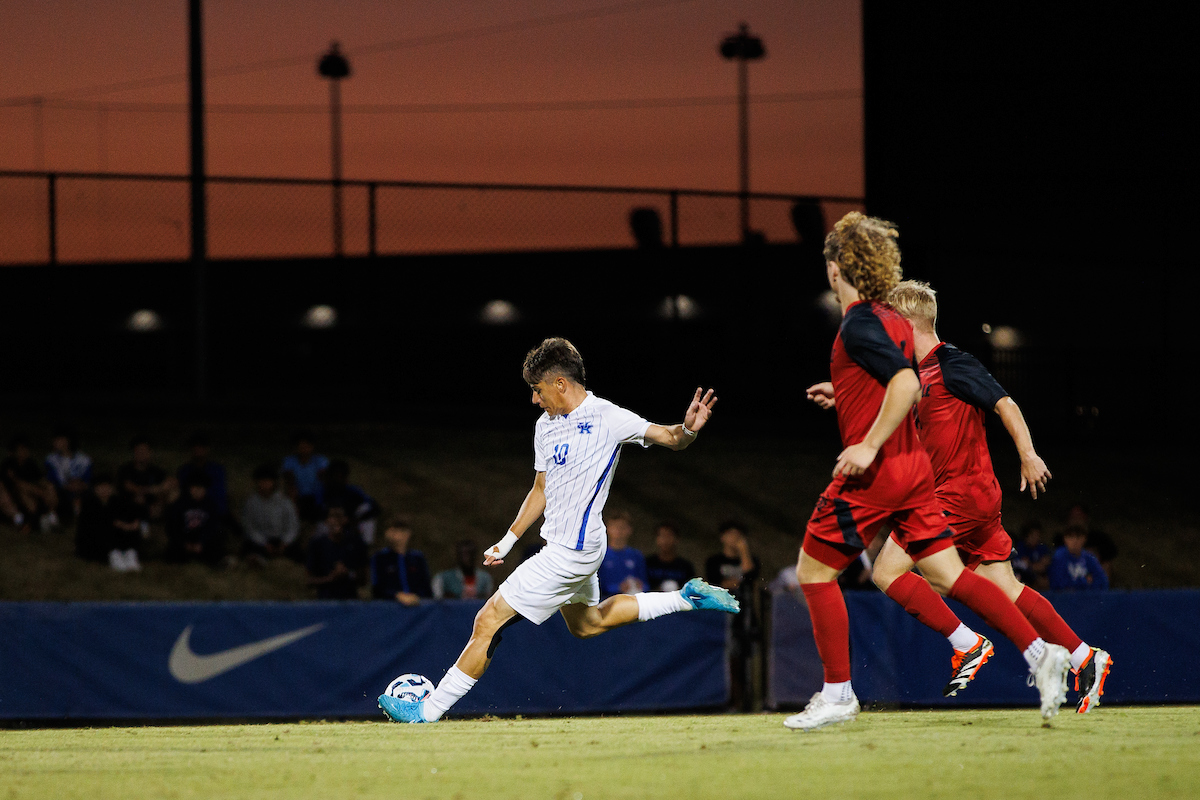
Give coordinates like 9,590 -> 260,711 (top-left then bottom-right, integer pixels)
0,0 -> 863,195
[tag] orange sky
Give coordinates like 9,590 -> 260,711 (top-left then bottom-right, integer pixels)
0,0 -> 862,196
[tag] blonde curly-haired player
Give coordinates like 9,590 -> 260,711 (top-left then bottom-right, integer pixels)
788,212 -> 1071,731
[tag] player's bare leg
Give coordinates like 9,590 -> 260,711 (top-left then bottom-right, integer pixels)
561,579 -> 739,639
872,538 -> 994,696
785,549 -> 860,731
914,546 -> 1071,718
975,560 -> 1112,712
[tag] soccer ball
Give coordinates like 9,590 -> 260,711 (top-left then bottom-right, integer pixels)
385,673 -> 434,703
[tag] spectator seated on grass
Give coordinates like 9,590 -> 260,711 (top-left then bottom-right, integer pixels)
1,483 -> 24,532
370,518 -> 433,605
1049,524 -> 1109,591
320,459 -> 381,545
2,434 -> 60,532
307,506 -> 367,600
432,538 -> 494,600
281,429 -> 329,522
177,432 -> 230,517
597,510 -> 647,599
644,520 -> 694,592
165,474 -> 226,567
1066,503 -> 1118,584
242,463 -> 302,565
117,436 -> 176,524
76,474 -> 144,572
44,425 -> 92,522
1012,520 -> 1052,590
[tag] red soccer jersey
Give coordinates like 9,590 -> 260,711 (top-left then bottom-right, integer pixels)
828,300 -> 935,510
914,342 -> 1010,521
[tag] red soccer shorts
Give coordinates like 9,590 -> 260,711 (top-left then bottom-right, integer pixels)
887,508 -> 1013,570
803,490 -> 955,572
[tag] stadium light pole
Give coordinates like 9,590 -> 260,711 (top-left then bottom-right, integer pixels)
318,42 -> 351,258
719,23 -> 765,244
188,0 -> 208,401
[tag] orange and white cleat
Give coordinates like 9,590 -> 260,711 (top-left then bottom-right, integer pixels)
943,634 -> 995,697
1074,648 -> 1112,713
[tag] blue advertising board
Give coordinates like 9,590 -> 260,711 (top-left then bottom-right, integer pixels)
0,601 -> 729,720
768,589 -> 1200,707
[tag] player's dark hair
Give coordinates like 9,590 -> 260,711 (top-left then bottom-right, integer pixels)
823,211 -> 902,302
522,337 -> 586,387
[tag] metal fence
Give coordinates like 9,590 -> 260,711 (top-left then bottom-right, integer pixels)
0,170 -> 863,265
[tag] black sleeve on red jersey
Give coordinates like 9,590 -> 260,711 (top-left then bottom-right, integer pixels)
839,304 -> 915,385
937,344 -> 1009,410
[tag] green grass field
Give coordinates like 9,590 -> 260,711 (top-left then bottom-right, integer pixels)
3,708 -> 1198,800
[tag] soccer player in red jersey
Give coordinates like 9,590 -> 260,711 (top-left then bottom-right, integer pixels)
785,213 -> 1071,731
866,280 -> 1112,713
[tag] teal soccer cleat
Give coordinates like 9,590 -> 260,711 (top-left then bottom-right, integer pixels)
378,694 -> 430,723
680,578 -> 740,613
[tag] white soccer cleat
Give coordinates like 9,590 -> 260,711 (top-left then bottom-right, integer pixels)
783,692 -> 860,731
1029,643 -> 1071,719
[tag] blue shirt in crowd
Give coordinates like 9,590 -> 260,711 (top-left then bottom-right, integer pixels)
1048,547 -> 1109,591
598,546 -> 648,599
282,454 -> 330,500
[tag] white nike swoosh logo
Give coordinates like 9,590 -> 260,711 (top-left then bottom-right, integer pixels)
168,623 -> 326,684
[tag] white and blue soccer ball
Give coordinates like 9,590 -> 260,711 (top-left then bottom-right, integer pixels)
385,673 -> 434,703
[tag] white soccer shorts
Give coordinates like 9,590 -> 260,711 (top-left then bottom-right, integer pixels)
498,540 -> 606,625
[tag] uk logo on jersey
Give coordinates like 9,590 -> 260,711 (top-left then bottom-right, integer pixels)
577,422 -> 593,434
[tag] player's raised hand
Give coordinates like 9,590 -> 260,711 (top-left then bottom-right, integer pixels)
1019,453 -> 1052,499
833,442 -> 879,478
683,387 -> 718,433
806,382 -> 836,410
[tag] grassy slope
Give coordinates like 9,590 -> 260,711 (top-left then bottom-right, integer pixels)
1,416 -> 1196,600
2,708 -> 1198,800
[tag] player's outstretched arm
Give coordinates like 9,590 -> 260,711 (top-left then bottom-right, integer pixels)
806,381 -> 836,410
484,472 -> 547,566
994,396 -> 1052,498
644,387 -> 717,451
833,368 -> 921,478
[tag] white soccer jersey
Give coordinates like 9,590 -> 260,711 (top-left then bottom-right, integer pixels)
533,392 -> 651,553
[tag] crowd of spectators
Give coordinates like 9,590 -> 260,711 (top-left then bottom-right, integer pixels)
0,427 -> 498,603
3,426 -> 1118,601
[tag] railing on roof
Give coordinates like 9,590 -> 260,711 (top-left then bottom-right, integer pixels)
0,169 -> 863,265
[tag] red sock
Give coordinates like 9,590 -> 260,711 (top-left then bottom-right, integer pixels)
885,572 -> 962,638
802,581 -> 852,683
948,570 -> 1038,652
1016,586 -> 1083,652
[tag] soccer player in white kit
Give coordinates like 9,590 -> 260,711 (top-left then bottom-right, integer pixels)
379,337 -> 740,723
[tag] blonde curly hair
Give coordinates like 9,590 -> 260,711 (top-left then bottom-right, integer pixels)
822,211 -> 901,302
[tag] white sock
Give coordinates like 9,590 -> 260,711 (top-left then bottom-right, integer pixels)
423,666 -> 476,722
1023,637 -> 1046,670
635,591 -> 691,621
821,681 -> 854,704
1070,642 -> 1091,672
947,623 -> 978,652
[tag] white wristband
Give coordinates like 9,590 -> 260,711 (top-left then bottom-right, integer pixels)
485,530 -> 520,561
682,424 -> 697,437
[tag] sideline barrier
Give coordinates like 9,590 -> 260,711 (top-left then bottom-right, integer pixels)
0,601 -> 728,720
768,589 -> 1199,707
